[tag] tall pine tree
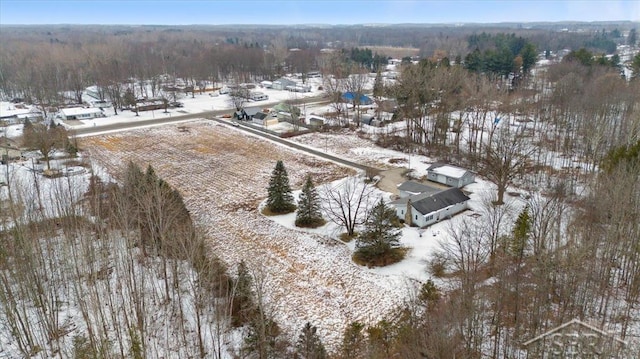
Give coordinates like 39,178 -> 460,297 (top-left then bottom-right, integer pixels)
266,160 -> 296,214
295,322 -> 327,359
295,175 -> 324,228
511,205 -> 531,260
355,198 -> 402,264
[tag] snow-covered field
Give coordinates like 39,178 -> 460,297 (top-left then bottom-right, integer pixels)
76,119 -> 519,348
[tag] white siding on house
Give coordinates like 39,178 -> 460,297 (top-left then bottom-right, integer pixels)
414,201 -> 468,227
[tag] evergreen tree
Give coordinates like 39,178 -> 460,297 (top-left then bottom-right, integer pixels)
372,70 -> 384,100
631,53 -> 640,80
511,206 -> 531,259
295,322 -> 327,359
266,160 -> 296,214
123,88 -> 138,116
232,260 -> 255,326
340,322 -> 365,358
355,198 -> 401,263
295,175 -> 324,228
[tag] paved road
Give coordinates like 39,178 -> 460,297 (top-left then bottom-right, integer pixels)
211,117 -> 380,174
73,108 -> 229,136
73,94 -> 330,137
73,95 -> 380,174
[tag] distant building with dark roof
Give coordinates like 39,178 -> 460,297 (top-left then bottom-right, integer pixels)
392,187 -> 470,228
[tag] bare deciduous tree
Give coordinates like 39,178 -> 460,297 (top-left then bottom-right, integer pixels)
482,126 -> 534,204
321,176 -> 374,237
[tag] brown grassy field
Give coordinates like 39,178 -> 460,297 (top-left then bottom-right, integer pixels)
80,120 -> 405,347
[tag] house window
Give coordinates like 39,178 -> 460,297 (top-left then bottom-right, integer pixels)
415,215 -> 418,220
401,210 -> 404,215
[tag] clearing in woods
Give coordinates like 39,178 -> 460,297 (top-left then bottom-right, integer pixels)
80,120 -> 408,346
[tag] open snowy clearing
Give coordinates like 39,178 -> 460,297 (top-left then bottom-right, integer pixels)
80,120 -> 398,346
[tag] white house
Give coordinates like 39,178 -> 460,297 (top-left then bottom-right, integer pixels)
58,107 -> 105,121
0,105 -> 41,124
285,85 -> 311,93
272,78 -> 297,90
392,187 -> 470,228
426,164 -> 475,188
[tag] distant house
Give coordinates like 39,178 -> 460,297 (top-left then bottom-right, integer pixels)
0,106 -> 41,124
250,91 -> 269,101
285,84 -> 311,92
307,115 -> 327,127
252,111 -> 278,127
272,78 -> 297,90
342,92 -> 373,105
392,187 -> 470,228
58,107 -> 105,121
426,163 -> 475,188
233,106 -> 262,121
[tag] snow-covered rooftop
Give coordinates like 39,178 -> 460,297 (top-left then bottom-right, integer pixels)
0,102 -> 33,118
60,107 -> 104,116
430,164 -> 469,178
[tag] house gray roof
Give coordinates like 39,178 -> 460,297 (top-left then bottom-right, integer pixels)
397,181 -> 441,196
243,107 -> 262,116
253,112 -> 268,120
409,188 -> 470,215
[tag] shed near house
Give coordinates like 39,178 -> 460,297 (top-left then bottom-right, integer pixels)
307,115 -> 326,127
426,163 -> 475,188
58,107 -> 105,121
392,187 -> 470,228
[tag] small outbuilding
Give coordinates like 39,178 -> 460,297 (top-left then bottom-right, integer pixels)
307,115 -> 327,127
426,163 -> 475,188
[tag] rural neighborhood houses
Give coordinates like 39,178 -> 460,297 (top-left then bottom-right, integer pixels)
426,163 -> 476,188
